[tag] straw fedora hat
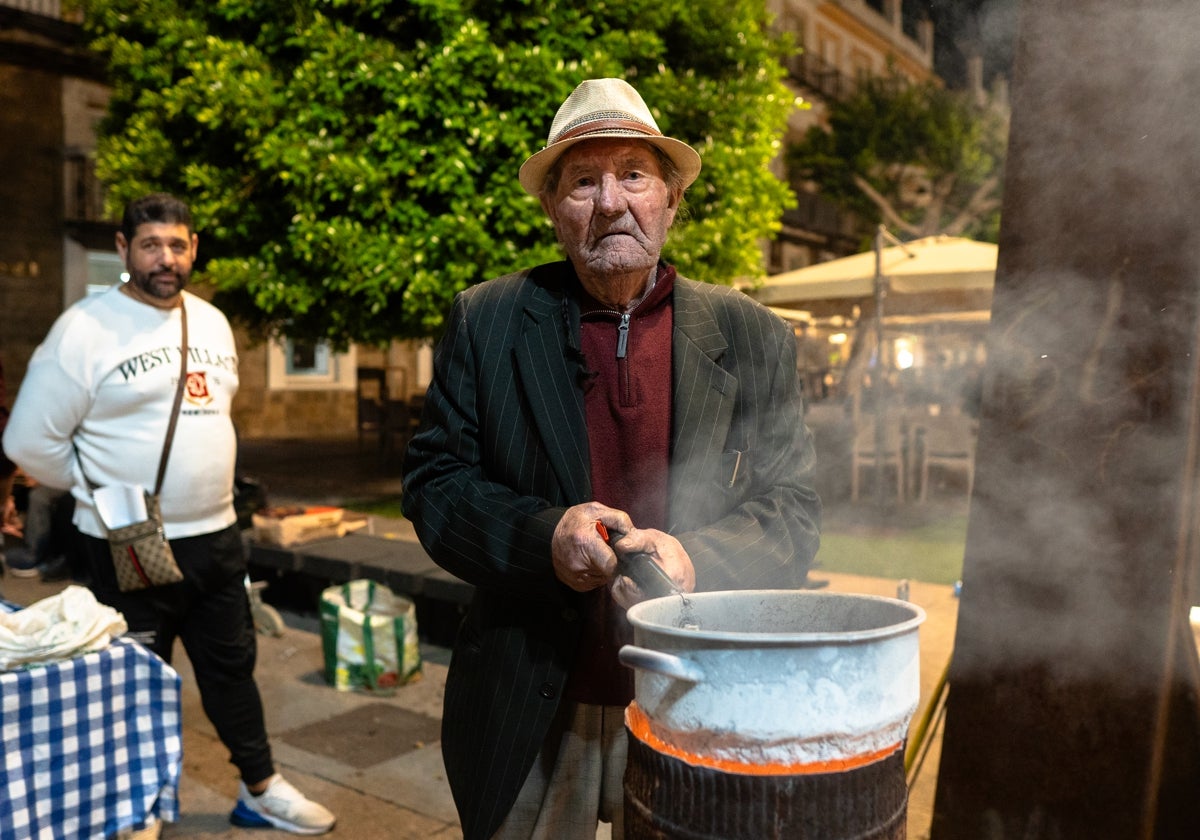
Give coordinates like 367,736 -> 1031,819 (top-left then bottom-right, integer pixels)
518,78 -> 702,196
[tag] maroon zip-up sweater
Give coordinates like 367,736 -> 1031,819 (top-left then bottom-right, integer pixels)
567,263 -> 675,705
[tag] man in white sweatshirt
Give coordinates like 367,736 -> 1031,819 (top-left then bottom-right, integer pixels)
2,193 -> 335,836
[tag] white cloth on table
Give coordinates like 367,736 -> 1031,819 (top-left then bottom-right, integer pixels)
0,585 -> 127,671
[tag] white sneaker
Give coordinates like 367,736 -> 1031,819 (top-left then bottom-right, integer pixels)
229,774 -> 335,835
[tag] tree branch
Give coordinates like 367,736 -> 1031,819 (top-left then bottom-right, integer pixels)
942,175 -> 1002,236
853,174 -> 920,237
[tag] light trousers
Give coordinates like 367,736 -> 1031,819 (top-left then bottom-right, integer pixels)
492,701 -> 628,840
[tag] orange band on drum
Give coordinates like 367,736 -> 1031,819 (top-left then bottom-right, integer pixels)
625,702 -> 900,776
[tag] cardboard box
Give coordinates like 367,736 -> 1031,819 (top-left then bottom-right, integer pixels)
253,506 -> 345,547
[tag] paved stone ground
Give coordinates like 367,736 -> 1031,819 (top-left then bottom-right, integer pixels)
4,429 -> 964,838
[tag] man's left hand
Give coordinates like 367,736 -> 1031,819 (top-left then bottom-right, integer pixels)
610,528 -> 694,609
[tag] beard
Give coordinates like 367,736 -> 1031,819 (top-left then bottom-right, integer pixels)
126,266 -> 188,300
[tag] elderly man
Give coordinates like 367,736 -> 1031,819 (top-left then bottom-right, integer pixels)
402,78 -> 821,840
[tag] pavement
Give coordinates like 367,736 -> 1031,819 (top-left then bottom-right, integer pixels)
1,434 -> 960,839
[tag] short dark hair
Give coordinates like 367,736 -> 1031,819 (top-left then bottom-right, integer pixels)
121,193 -> 193,241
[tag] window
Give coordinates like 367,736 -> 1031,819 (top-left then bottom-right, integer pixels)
267,337 -> 356,391
286,338 -> 331,376
86,251 -> 124,295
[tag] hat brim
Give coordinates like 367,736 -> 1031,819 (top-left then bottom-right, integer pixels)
518,133 -> 702,197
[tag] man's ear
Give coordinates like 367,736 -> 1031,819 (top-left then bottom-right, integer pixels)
115,231 -> 129,261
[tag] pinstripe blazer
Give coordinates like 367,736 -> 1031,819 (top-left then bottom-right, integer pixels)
401,261 -> 821,839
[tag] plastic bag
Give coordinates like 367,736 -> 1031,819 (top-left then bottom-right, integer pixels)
319,580 -> 421,692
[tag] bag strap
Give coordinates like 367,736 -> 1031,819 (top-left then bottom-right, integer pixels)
154,301 -> 189,495
76,301 -> 189,495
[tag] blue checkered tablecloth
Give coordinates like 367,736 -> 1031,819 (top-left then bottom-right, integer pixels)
0,628 -> 182,840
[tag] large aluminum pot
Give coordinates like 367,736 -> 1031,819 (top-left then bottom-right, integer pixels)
619,590 -> 925,769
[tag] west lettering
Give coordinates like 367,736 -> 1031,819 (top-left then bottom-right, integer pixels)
116,346 -> 177,380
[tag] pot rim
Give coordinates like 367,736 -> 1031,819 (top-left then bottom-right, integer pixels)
625,589 -> 926,645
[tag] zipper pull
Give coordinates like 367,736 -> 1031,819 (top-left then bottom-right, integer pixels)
617,312 -> 630,359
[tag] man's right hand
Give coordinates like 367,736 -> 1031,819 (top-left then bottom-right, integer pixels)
551,502 -> 633,591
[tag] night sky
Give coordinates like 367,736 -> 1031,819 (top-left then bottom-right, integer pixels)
920,0 -> 1019,88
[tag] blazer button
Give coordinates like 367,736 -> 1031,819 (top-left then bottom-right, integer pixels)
562,608 -> 578,622
539,682 -> 556,699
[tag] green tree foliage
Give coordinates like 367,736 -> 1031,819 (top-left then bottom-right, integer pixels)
76,0 -> 796,346
787,74 -> 1007,243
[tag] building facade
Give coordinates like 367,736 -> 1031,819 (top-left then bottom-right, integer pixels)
766,0 -> 938,273
1,0 -> 102,388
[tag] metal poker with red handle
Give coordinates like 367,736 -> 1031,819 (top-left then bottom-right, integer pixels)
595,520 -> 680,598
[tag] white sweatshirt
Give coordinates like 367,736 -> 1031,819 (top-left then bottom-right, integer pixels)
3,286 -> 240,540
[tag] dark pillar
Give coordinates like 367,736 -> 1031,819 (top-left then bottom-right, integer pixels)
933,2 -> 1200,838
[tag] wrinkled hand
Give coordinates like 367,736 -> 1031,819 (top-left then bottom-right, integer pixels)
609,528 -> 695,610
551,502 -> 632,592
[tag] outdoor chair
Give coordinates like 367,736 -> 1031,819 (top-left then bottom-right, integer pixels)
355,367 -> 387,450
382,396 -> 423,457
912,412 -> 977,502
850,418 -> 907,502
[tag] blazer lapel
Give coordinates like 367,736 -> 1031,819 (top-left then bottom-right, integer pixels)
669,281 -> 737,529
514,278 -> 592,504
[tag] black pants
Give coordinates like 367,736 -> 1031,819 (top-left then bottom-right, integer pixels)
80,523 -> 274,785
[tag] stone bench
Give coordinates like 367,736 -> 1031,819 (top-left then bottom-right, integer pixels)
246,533 -> 473,645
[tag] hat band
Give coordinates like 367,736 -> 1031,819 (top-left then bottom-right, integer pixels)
551,117 -> 662,146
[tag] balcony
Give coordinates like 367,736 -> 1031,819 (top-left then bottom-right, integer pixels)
0,0 -> 98,75
785,52 -> 858,103
784,190 -> 855,241
0,1 -> 70,19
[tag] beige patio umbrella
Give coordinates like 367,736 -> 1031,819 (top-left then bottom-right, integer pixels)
754,231 -> 997,506
749,234 -> 998,318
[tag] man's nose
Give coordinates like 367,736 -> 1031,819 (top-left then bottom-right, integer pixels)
595,174 -> 627,214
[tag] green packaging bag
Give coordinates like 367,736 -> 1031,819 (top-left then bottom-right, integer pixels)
319,580 -> 422,692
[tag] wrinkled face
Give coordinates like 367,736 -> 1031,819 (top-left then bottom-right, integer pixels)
541,138 -> 679,303
116,222 -> 197,305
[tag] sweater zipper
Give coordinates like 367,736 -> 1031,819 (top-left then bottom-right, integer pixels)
616,312 -> 632,406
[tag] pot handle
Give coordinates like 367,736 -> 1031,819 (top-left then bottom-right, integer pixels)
618,645 -> 706,683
